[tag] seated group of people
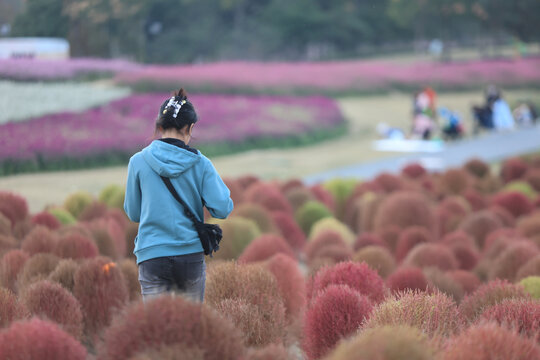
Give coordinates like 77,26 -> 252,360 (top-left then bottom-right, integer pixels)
379,86 -> 538,142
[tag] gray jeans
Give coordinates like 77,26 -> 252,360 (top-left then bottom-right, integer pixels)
138,252 -> 206,303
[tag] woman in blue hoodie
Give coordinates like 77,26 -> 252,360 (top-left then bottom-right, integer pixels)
124,88 -> 234,302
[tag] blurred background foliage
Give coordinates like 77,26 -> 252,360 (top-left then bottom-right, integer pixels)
2,0 -> 539,63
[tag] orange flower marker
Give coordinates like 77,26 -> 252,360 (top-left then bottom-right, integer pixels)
102,262 -> 116,275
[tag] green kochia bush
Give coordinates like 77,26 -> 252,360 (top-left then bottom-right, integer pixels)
63,191 -> 94,219
99,184 -> 125,209
209,217 -> 261,260
47,207 -> 77,225
295,201 -> 332,235
520,276 -> 540,299
205,262 -> 286,347
98,296 -> 245,360
364,290 -> 463,339
326,325 -> 435,360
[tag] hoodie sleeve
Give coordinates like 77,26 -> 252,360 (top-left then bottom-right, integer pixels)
124,157 -> 142,223
201,158 -> 234,219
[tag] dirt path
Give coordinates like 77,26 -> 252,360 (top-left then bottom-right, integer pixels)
1,90 -> 538,212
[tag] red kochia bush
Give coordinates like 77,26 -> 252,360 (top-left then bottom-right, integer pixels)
437,197 -> 470,235
0,318 -> 87,360
303,285 -> 373,360
264,254 -> 305,319
55,233 -> 99,260
464,158 -> 490,178
442,323 -> 540,360
501,157 -> 529,183
305,229 -> 350,263
244,182 -> 292,214
450,242 -> 480,271
0,250 -> 29,291
238,234 -> 295,264
308,261 -> 386,304
489,241 -> 539,281
458,210 -> 503,249
353,232 -> 387,251
0,287 -> 27,328
448,270 -> 481,294
20,280 -> 83,339
395,226 -> 433,262
310,184 -> 336,212
31,211 -> 61,230
271,211 -> 306,251
386,266 -> 428,293
373,192 -> 435,233
73,257 -> 128,337
491,191 -> 533,218
373,173 -> 405,193
401,163 -> 427,179
20,226 -> 57,256
99,295 -> 245,360
479,298 -> 540,342
0,192 -> 28,227
403,243 -> 458,271
245,344 -> 289,360
459,279 -> 529,322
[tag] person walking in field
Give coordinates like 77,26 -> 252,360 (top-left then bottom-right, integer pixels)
124,88 -> 233,302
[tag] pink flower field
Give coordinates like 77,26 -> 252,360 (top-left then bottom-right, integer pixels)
0,93 -> 345,174
1,57 -> 539,94
0,155 -> 540,359
116,57 -> 540,94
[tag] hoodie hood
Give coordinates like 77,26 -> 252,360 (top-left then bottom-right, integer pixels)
142,140 -> 200,177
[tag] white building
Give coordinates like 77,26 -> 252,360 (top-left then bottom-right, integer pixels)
0,38 -> 69,59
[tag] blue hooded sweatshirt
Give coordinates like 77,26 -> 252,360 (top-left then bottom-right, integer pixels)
124,139 -> 234,264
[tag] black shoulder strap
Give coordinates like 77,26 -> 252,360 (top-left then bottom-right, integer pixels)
160,176 -> 201,225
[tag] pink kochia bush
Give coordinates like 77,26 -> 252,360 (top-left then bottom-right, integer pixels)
386,266 -> 428,293
0,287 -> 27,328
20,226 -> 57,255
264,254 -> 306,319
303,284 -> 373,360
73,257 -> 128,337
442,323 -> 540,360
238,234 -> 295,264
54,233 -> 99,260
478,298 -> 540,342
0,318 -> 87,360
20,280 -> 83,339
0,250 -> 29,291
98,296 -> 245,360
373,192 -> 435,233
308,261 -> 387,304
459,279 -> 529,322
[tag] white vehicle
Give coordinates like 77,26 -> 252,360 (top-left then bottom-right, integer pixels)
0,37 -> 69,59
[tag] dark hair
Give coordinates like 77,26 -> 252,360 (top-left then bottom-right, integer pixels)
155,88 -> 198,134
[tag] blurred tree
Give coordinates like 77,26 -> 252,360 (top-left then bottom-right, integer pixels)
63,0 -> 147,57
11,0 -> 68,37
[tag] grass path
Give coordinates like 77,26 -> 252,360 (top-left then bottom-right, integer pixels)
1,90 -> 539,212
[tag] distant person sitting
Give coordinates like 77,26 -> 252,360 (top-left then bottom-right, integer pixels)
472,85 -> 514,133
412,89 -> 436,139
438,107 -> 464,140
376,123 -> 405,140
513,102 -> 538,127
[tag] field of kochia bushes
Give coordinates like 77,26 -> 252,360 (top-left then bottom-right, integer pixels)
1,154 -> 540,359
